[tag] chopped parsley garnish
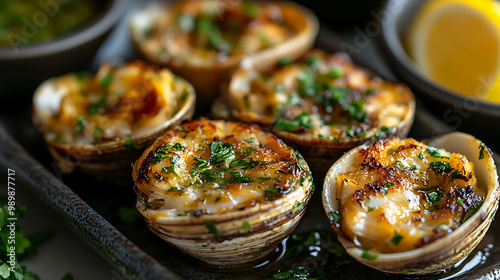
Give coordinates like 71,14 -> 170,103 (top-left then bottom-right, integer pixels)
124,139 -> 137,152
277,57 -> 292,66
418,153 -> 424,160
93,127 -> 104,139
264,187 -> 280,196
384,182 -> 394,187
242,0 -> 258,17
426,146 -> 448,158
162,166 -> 178,177
74,115 -> 86,133
367,206 -> 375,212
205,220 -> 222,241
242,221 -> 250,233
172,143 -> 186,151
462,202 -> 483,223
361,249 -> 378,260
230,172 -> 253,183
427,191 -> 444,203
196,18 -> 231,52
479,143 -> 486,159
344,100 -> 368,122
99,73 -> 112,87
209,141 -> 233,164
243,137 -> 255,143
429,161 -> 453,173
215,197 -> 221,203
330,210 -> 341,222
324,68 -> 344,78
274,112 -> 313,132
291,201 -> 303,215
319,134 -> 339,141
305,55 -> 320,71
258,176 -> 272,180
451,170 -> 463,181
297,69 -> 315,97
457,199 -> 463,206
391,231 -> 403,246
87,98 -> 106,115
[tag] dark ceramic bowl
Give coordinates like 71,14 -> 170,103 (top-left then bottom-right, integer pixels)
380,0 -> 499,149
0,0 -> 126,103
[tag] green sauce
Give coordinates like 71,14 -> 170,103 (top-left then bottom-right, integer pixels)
0,0 -> 98,47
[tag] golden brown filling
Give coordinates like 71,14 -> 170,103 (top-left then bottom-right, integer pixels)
224,49 -> 413,142
133,119 -> 313,217
332,138 -> 484,253
34,61 -> 187,145
133,0 -> 294,65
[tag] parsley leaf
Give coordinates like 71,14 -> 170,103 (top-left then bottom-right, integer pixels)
362,250 -> 378,260
210,141 -> 233,164
391,231 -> 403,246
429,161 -> 453,173
274,112 -> 313,132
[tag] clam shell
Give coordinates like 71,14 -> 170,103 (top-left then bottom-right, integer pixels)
213,51 -> 416,176
322,132 -> 500,274
129,1 -> 318,104
132,119 -> 314,267
32,73 -> 196,183
138,183 -> 312,267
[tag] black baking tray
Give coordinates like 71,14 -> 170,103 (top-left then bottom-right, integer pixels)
1,2 -> 500,279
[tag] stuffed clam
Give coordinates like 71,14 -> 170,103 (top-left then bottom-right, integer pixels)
212,49 -> 416,174
32,61 -> 196,181
132,118 -> 314,267
129,0 -> 318,103
322,132 -> 499,274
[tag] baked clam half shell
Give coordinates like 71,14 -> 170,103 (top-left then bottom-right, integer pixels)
322,132 -> 499,274
32,61 -> 196,182
132,118 -> 314,267
212,49 -> 415,175
129,0 -> 318,103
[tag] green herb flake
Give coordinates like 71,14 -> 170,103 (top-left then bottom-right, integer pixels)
231,172 -> 253,183
172,143 -> 186,151
242,221 -> 250,233
384,182 -> 394,187
451,170 -> 463,181
479,143 -> 486,159
215,197 -> 221,203
429,161 -> 453,173
291,201 -> 304,215
365,88 -> 376,95
401,269 -> 416,275
492,209 -> 497,221
277,57 -> 292,66
457,199 -> 463,206
242,0 -> 259,17
93,127 -> 104,139
274,112 -> 313,132
205,220 -> 222,241
265,187 -> 280,196
210,141 -> 233,164
427,191 -> 444,203
391,231 -> 404,246
361,249 -> 378,260
462,202 -> 483,223
367,206 -> 375,212
330,210 -> 342,222
124,139 -> 137,152
99,73 -> 112,87
418,153 -> 424,160
243,137 -> 255,143
74,115 -> 86,133
87,98 -> 106,115
305,55 -> 320,71
258,176 -> 272,180
324,68 -> 344,78
426,146 -> 448,158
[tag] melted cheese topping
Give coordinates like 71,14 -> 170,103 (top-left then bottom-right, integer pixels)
131,0 -> 294,66
222,49 -> 414,142
334,138 -> 484,253
133,119 -> 313,217
33,61 -> 187,145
